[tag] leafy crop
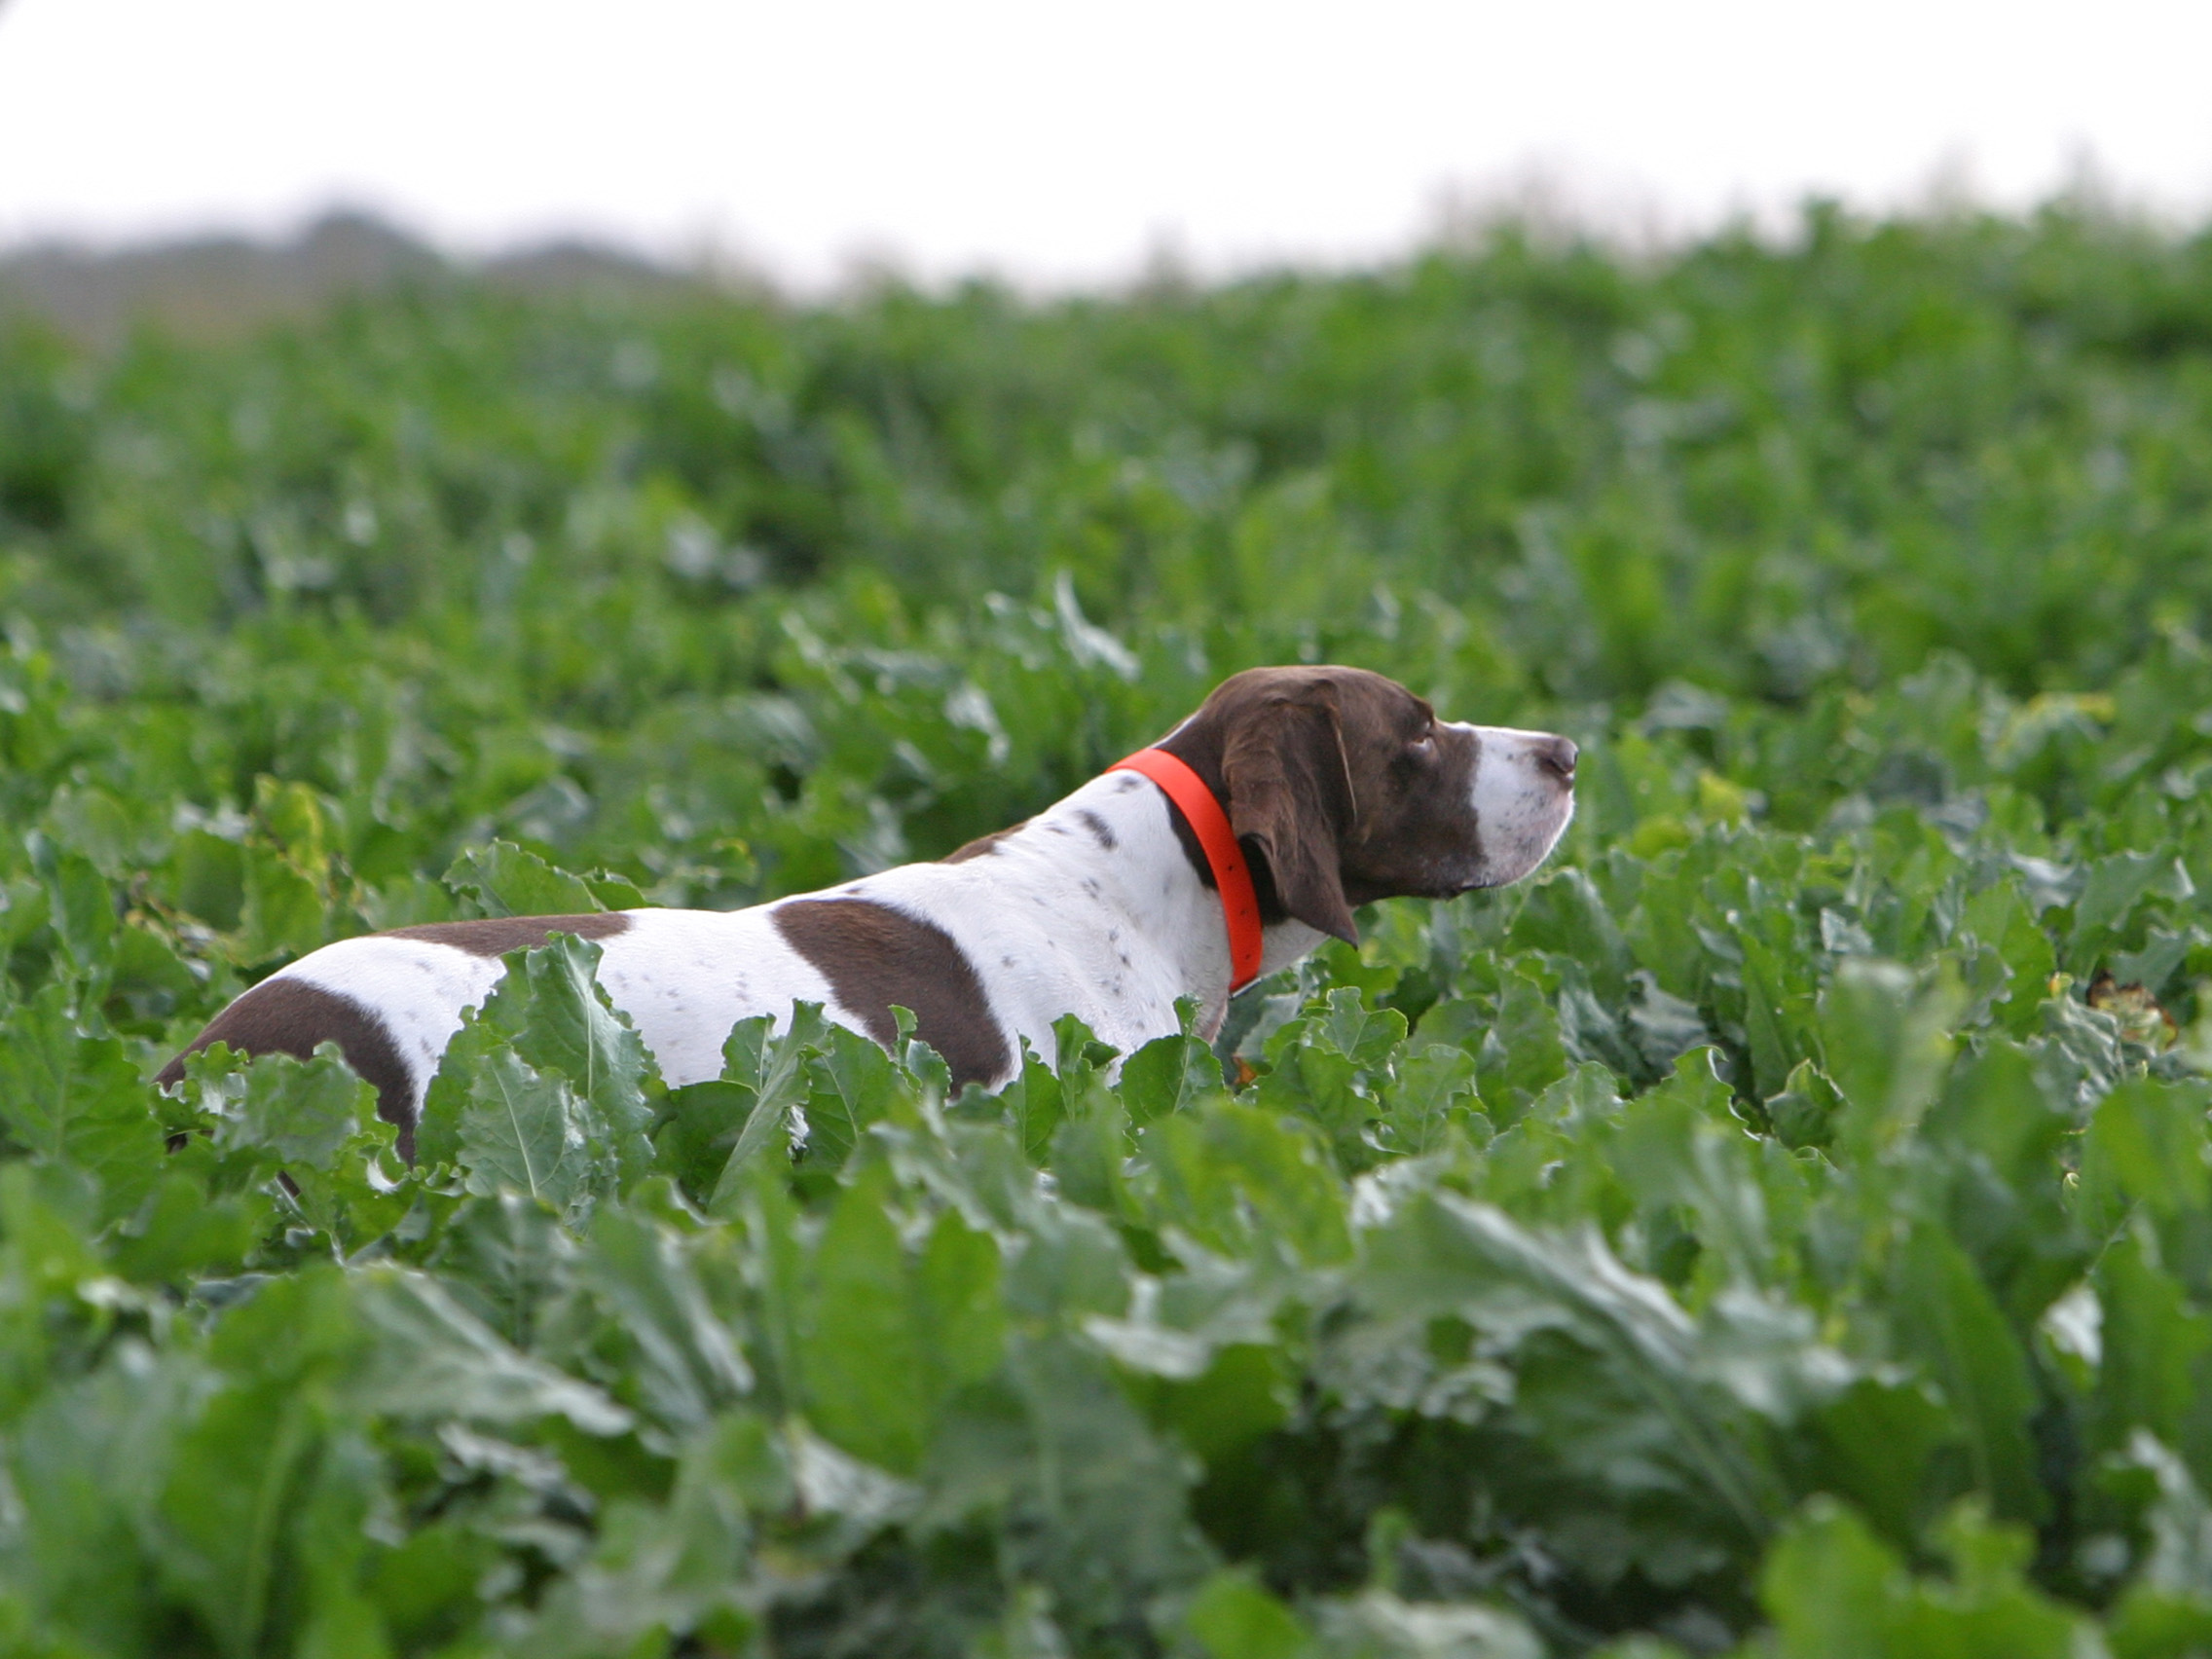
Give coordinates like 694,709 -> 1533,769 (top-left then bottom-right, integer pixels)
4,205 -> 2212,1654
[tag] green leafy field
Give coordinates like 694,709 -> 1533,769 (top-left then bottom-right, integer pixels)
7,206 -> 2212,1656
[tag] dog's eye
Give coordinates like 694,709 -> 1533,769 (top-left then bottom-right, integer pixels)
1407,732 -> 1436,757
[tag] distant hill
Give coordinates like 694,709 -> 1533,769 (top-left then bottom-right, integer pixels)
0,211 -> 710,345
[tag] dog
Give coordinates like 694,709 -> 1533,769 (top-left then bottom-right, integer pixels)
158,666 -> 1577,1158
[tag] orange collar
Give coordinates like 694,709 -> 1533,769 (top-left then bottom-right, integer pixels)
1108,747 -> 1266,993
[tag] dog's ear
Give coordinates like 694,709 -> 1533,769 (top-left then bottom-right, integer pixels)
1223,690 -> 1360,944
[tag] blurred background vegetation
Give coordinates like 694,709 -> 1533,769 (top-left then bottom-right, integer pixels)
9,204 -> 2212,683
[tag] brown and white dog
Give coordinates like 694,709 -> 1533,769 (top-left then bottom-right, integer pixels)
159,666 -> 1576,1157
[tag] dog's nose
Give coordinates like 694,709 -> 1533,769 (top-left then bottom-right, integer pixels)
1534,735 -> 1577,783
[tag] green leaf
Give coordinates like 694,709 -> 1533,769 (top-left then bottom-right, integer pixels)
796,1165 -> 1005,1475
1184,1570 -> 1309,1659
457,1047 -> 595,1217
1475,971 -> 1570,1123
149,1379 -> 321,1659
1377,1043 -> 1482,1159
347,1267 -> 631,1434
6,1345 -> 188,1653
427,1190 -> 577,1350
442,838 -> 604,916
705,1004 -> 831,1208
1254,988 -> 1412,1172
1758,1497 -> 2086,1659
166,827 -> 246,932
1804,1373 -> 1953,1550
1358,1191 -> 1786,1545
1506,867 -> 1632,999
1768,1058 -> 1845,1151
0,983 -> 162,1220
1742,935 -> 1811,1100
2109,1433 -> 2212,1659
1607,1049 -> 1774,1287
1928,1038 -> 2070,1190
424,938 -> 659,1220
1627,969 -> 1713,1076
2110,1595 -> 2212,1659
2073,851 -> 2194,955
1315,986 -> 1409,1069
579,1205 -> 752,1438
1960,880 -> 2055,1036
240,841 -> 327,960
799,1169 -> 930,1472
1310,1590 -> 1545,1659
501,937 -> 652,1117
514,1465 -> 759,1658
411,1005 -> 493,1173
1254,1040 -> 1370,1171
2093,1235 -> 2211,1456
195,1042 -> 411,1252
975,1584 -> 1077,1659
2087,1077 -> 2212,1220
1051,1012 -> 1121,1087
918,1206 -> 1009,1394
1756,1497 -> 1912,1656
468,935 -> 656,1190
1888,1222 -> 2046,1524
1149,1102 -> 1351,1267
0,1163 -> 115,1422
31,837 -> 116,981
654,1078 -> 756,1198
109,1171 -> 270,1287
1000,1330 -> 1212,1633
208,1042 -> 378,1171
1143,1343 -> 1294,1463
800,1021 -> 907,1171
988,1037 -> 1066,1164
1818,959 -> 1959,1159
1119,1028 -> 1228,1126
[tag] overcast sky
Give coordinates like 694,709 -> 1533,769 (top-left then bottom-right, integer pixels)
1,0 -> 2208,286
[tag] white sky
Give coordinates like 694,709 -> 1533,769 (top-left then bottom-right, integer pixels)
1,0 -> 2208,287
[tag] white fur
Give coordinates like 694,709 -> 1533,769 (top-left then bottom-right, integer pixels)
1460,723 -> 1578,887
281,939 -> 502,1107
831,770 -> 1325,1062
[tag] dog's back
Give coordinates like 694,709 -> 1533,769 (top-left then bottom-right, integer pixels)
158,666 -> 1578,1161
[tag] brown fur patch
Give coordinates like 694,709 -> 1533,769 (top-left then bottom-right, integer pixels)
1153,665 -> 1488,940
155,977 -> 422,1160
772,897 -> 1012,1087
941,820 -> 1028,864
383,912 -> 631,957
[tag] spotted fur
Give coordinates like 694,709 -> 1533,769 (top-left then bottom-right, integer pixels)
160,666 -> 1576,1155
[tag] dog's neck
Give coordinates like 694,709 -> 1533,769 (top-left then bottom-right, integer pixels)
1006,771 -> 1325,1039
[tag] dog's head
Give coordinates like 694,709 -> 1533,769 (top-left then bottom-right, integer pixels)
1160,665 -> 1576,942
